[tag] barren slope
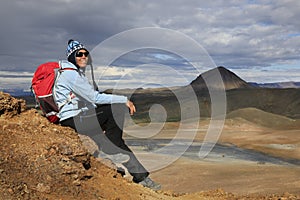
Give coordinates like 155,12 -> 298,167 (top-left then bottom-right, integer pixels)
1,92 -> 299,199
227,107 -> 300,129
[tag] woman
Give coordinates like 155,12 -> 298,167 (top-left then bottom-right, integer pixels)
54,39 -> 161,190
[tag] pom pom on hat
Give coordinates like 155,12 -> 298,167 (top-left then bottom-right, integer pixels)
66,39 -> 86,58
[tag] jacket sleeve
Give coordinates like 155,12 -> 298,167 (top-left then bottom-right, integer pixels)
62,70 -> 128,104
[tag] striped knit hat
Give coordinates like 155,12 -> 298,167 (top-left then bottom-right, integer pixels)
66,39 -> 86,58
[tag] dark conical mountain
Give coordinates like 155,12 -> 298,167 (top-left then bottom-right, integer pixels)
190,66 -> 255,90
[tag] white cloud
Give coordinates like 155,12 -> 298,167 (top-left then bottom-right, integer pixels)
0,72 -> 32,90
87,64 -> 195,90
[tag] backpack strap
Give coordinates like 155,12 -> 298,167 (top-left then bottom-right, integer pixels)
53,63 -> 78,110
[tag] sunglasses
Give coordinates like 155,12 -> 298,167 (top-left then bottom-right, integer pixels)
76,51 -> 89,57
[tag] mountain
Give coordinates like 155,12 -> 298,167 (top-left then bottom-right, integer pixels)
190,66 -> 255,91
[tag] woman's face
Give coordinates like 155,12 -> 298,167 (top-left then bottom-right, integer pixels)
75,49 -> 89,68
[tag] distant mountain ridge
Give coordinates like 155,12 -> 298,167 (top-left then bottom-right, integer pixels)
2,89 -> 32,97
250,81 -> 300,89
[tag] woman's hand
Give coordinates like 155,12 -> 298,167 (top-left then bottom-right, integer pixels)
126,100 -> 136,115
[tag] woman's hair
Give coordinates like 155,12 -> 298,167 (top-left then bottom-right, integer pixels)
67,51 -> 77,66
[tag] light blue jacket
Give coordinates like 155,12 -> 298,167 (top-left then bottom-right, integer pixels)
54,60 -> 128,121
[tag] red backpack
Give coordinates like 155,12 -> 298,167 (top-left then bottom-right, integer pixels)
31,62 -> 75,123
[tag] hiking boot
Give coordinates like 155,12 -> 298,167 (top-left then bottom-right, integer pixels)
97,151 -> 130,164
139,177 -> 161,190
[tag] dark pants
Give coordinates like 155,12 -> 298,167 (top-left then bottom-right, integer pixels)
60,104 -> 149,183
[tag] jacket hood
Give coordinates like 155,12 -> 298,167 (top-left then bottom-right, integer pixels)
59,60 -> 78,70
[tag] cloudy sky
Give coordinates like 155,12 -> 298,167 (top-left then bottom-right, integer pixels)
1,0 -> 300,91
